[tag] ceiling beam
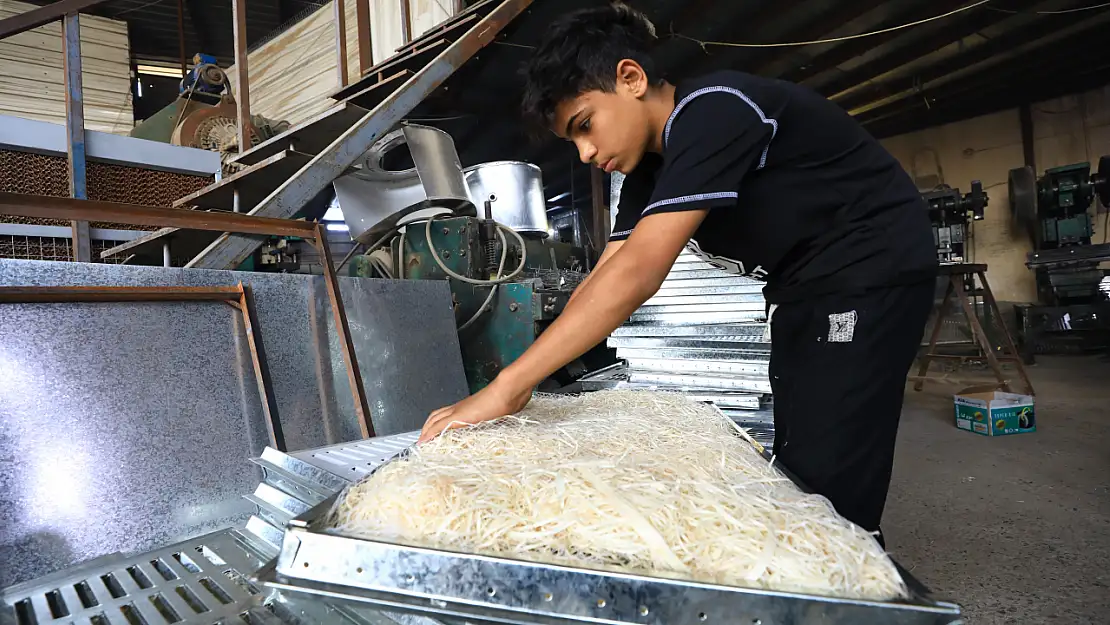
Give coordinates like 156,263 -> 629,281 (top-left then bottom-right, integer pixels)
0,0 -> 110,39
777,0 -> 969,85
825,0 -> 1082,105
836,7 -> 1096,112
849,10 -> 1110,120
866,63 -> 1110,139
684,0 -> 833,77
807,5 -> 1006,98
748,0 -> 891,78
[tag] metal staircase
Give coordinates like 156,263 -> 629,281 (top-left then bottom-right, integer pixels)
103,0 -> 532,269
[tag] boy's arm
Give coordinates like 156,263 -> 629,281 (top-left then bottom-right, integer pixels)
419,209 -> 705,441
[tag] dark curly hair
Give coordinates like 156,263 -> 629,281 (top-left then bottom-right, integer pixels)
521,3 -> 662,131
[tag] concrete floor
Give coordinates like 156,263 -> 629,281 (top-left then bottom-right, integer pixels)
885,355 -> 1110,624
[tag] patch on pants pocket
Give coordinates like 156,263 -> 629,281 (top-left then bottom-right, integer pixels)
828,310 -> 857,343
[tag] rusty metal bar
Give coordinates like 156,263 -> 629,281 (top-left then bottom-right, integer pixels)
63,12 -> 90,262
231,0 -> 251,154
0,192 -> 318,237
335,0 -> 349,87
952,276 -> 1011,392
187,0 -> 534,270
400,0 -> 412,44
356,0 -> 372,73
0,286 -> 243,303
238,283 -> 286,451
313,222 -> 374,438
0,0 -> 109,39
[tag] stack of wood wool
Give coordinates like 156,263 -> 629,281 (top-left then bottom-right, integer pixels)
581,248 -> 773,445
327,391 -> 906,601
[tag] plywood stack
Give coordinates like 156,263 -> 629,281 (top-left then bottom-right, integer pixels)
0,0 -> 132,134
225,0 -> 452,126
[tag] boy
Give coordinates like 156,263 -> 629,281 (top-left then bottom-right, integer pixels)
420,3 -> 937,539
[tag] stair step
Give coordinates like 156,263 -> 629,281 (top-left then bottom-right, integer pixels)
174,149 -> 311,212
229,102 -> 369,167
389,12 -> 479,59
341,70 -> 412,111
332,39 -> 448,101
99,226 -> 216,263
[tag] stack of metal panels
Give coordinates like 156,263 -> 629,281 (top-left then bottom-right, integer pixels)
580,249 -> 774,444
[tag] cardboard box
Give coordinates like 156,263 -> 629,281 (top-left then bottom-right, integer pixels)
954,390 -> 1036,436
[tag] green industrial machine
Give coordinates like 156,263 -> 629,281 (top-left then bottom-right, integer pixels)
350,216 -> 591,393
1008,156 -> 1110,360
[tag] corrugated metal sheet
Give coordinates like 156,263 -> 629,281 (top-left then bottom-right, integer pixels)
0,0 -> 133,134
225,0 -> 451,126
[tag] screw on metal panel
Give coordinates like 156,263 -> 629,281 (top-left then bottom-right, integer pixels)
443,251 -> 451,258
639,606 -> 649,616
596,599 -> 606,608
542,593 -> 553,602
509,302 -> 519,312
459,250 -> 467,256
486,587 -> 496,597
443,228 -> 450,235
698,612 -> 708,621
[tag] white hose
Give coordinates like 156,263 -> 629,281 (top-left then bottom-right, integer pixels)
424,217 -> 527,285
423,216 -> 528,331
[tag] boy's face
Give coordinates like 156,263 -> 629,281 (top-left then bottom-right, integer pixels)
552,60 -> 655,175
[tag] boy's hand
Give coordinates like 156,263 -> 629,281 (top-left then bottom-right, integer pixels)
418,376 -> 532,442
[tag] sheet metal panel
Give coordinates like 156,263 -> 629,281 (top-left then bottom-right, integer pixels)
0,259 -> 466,588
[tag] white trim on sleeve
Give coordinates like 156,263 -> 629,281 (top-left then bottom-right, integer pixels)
641,191 -> 739,216
664,86 -> 778,169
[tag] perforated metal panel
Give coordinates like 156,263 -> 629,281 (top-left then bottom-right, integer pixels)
2,530 -> 275,625
289,432 -> 419,481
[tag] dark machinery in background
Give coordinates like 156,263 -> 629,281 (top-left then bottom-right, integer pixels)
922,182 -> 987,264
338,125 -> 604,392
130,54 -> 288,166
1009,156 -> 1110,361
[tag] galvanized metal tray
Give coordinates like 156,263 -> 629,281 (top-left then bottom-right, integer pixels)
260,412 -> 960,625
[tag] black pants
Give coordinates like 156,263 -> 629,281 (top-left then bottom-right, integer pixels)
769,279 -> 934,540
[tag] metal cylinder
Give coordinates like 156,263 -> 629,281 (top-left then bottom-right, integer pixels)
463,161 -> 550,235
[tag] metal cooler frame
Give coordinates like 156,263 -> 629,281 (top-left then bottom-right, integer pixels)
260,416 -> 961,625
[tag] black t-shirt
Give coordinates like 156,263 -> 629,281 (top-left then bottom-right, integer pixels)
611,70 -> 937,304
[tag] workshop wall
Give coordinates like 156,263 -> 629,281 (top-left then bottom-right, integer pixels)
225,0 -> 452,126
0,0 -> 133,134
880,85 -> 1110,304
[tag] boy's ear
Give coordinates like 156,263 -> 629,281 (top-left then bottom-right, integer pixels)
615,59 -> 649,98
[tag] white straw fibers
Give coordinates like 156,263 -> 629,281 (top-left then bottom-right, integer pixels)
326,391 -> 907,601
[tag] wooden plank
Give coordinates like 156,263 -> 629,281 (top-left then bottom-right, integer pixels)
0,0 -> 110,39
228,100 -> 369,166
173,149 -> 312,211
0,0 -> 130,134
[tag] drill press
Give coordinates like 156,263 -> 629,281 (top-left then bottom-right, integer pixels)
921,181 -> 988,263
1009,156 -> 1110,360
